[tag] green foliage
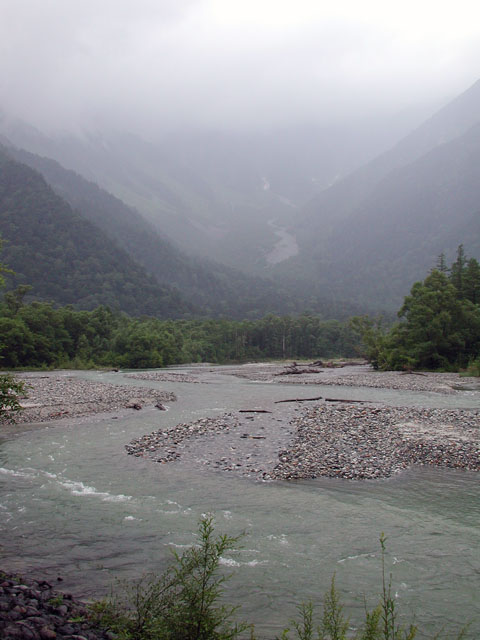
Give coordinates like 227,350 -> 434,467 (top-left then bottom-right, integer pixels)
358,247 -> 480,371
2,144 -> 369,321
0,373 -> 27,422
379,534 -> 417,640
349,316 -> 386,370
284,535 -> 418,640
464,355 -> 480,377
93,520 -> 469,640
0,295 -> 361,369
0,155 -> 192,318
91,516 -> 249,640
48,595 -> 64,607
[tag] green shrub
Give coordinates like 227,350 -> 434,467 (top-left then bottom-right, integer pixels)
464,356 -> 480,377
91,516 -> 250,640
91,521 -> 471,640
0,373 -> 27,422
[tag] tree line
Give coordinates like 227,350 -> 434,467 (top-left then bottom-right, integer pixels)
355,246 -> 480,372
0,288 -> 359,370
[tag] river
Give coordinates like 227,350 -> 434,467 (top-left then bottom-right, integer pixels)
0,366 -> 479,638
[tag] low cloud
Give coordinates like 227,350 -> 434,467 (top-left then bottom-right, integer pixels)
1,0 -> 479,135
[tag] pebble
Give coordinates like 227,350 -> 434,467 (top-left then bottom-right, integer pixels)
268,404 -> 479,480
125,371 -> 201,383
126,414 -> 239,463
126,403 -> 479,482
0,572 -> 113,639
7,374 -> 176,424
230,363 -> 480,394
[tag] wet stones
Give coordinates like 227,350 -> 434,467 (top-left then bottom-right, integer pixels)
269,404 -> 480,481
11,374 -> 176,424
0,572 -> 113,639
125,371 -> 201,384
229,363 -> 479,395
125,414 -> 239,463
126,401 -> 479,482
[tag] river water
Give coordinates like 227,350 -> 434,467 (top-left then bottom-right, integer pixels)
0,366 -> 479,638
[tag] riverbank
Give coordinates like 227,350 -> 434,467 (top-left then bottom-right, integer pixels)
4,366 -> 479,481
1,365 -> 478,637
226,362 -> 480,393
125,364 -> 479,481
1,372 -> 176,428
0,571 -> 112,640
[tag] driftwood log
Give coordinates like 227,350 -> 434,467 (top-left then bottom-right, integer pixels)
239,409 -> 272,413
400,371 -> 428,376
325,398 -> 366,403
275,396 -> 323,404
276,368 -> 321,375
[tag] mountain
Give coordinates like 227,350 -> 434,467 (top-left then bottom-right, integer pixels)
285,79 -> 480,310
0,150 -> 192,317
3,80 -> 472,317
296,79 -> 480,249
0,112 -> 428,273
0,143 -> 366,320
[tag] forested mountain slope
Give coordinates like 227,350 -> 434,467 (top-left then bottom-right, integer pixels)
0,113 -> 427,272
296,78 -> 480,249
283,78 -> 480,310
0,152 -> 192,317
1,143 -> 366,320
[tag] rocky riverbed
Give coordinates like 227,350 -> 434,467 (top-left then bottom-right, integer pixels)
0,571 -> 113,640
126,400 -> 480,481
124,370 -> 201,383
4,372 -> 176,426
269,404 -> 480,480
227,362 -> 480,393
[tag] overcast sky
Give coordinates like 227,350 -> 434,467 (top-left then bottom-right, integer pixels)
1,0 -> 479,135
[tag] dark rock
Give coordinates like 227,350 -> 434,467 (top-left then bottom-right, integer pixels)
126,402 -> 142,410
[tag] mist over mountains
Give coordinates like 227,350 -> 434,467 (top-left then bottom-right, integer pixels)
0,109 -> 426,272
285,78 -> 480,309
1,77 -> 479,318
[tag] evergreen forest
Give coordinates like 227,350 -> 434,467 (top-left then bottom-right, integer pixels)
356,246 -> 480,372
0,293 -> 359,369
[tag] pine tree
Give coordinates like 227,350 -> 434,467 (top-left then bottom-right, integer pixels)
463,258 -> 480,305
449,244 -> 467,298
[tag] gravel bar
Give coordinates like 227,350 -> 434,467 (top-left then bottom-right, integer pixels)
229,363 -> 480,394
124,371 -> 201,383
126,402 -> 479,482
269,404 -> 480,480
6,373 -> 176,425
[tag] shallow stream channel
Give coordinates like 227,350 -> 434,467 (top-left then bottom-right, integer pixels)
1,365 -> 479,638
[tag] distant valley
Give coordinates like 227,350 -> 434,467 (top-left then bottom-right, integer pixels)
1,78 -> 480,317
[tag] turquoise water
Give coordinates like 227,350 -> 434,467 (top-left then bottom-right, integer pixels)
0,367 -> 478,638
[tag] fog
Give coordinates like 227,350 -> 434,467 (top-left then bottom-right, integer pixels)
1,0 -> 479,137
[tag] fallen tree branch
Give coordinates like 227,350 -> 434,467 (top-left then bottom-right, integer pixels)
275,368 -> 321,375
239,409 -> 272,413
325,398 -> 366,403
240,434 -> 266,439
275,396 -> 323,403
400,371 -> 428,376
